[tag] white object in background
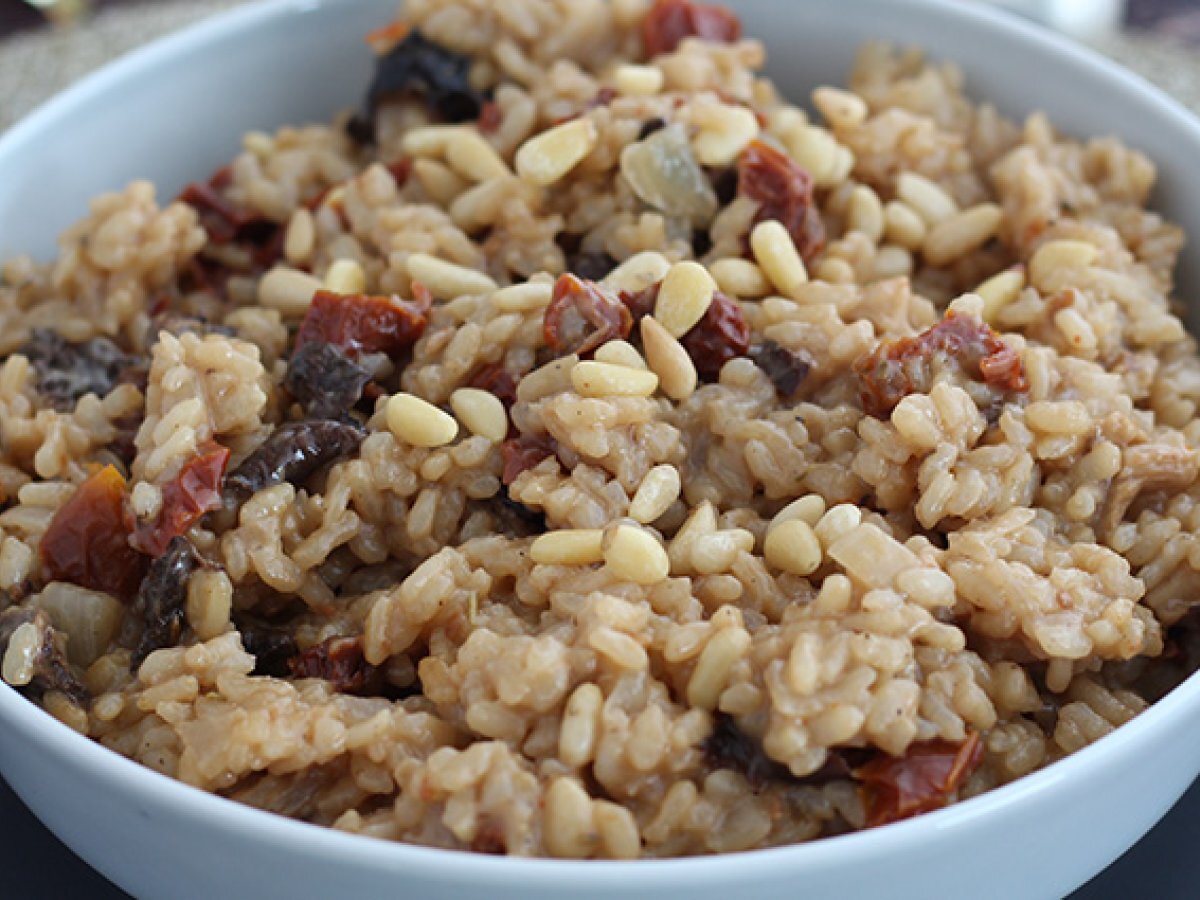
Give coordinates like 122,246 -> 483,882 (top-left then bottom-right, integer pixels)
979,0 -> 1126,38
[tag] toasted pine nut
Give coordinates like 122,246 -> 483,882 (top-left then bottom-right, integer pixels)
896,172 -> 958,225
812,86 -> 869,128
283,208 -> 315,265
531,529 -> 605,565
709,257 -> 771,298
445,130 -> 511,182
449,388 -> 508,442
655,261 -> 716,338
763,518 -> 822,575
640,316 -> 697,400
571,360 -> 659,398
603,251 -> 672,295
594,340 -> 648,370
976,266 -> 1026,324
613,63 -> 664,97
516,118 -> 598,187
629,464 -> 682,524
923,203 -> 1003,267
491,281 -> 553,312
386,392 -> 459,448
604,524 -> 670,585
750,220 -> 808,299
407,253 -> 498,300
323,258 -> 366,295
258,266 -> 323,316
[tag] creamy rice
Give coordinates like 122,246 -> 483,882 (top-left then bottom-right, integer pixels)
0,0 -> 1198,859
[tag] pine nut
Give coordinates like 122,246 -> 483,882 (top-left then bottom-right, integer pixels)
602,251 -> 672,295
516,354 -> 577,403
490,281 -> 553,312
629,464 -> 682,524
571,360 -> 659,398
784,125 -> 838,187
412,158 -> 469,204
258,266 -> 323,316
516,118 -> 598,187
640,315 -> 697,400
604,524 -> 670,585
769,494 -> 826,531
655,261 -> 716,338
709,257 -> 771,298
883,200 -> 927,250
687,625 -> 751,710
614,63 -> 664,96
750,219 -> 808,299
543,777 -> 596,858
813,503 -> 862,549
401,125 -> 464,157
559,683 -> 603,767
445,130 -> 511,182
763,518 -> 822,576
812,86 -> 869,128
186,569 -> 233,641
846,185 -> 885,243
449,388 -> 508,442
923,203 -> 1003,267
896,172 -> 958,225
407,253 -> 498,299
872,245 -> 913,280
283,208 -> 315,265
691,528 -> 755,575
594,801 -> 640,860
593,340 -> 648,370
386,392 -> 459,448
976,266 -> 1026,324
530,529 -> 605,566
2,621 -> 40,686
323,258 -> 366,295
1029,240 -> 1099,290
589,626 -> 649,670
692,105 -> 760,168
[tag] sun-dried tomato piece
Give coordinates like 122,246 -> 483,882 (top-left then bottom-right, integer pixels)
132,442 -> 230,557
854,312 -> 1028,418
738,139 -> 825,266
287,635 -> 379,694
680,290 -> 750,381
543,274 -> 633,357
857,732 -> 984,827
469,363 -> 520,409
641,0 -> 742,57
752,340 -> 814,399
179,177 -> 281,258
40,465 -> 147,601
478,100 -> 503,134
619,282 -> 660,323
132,536 -> 200,667
500,434 -> 558,485
387,156 -> 414,188
295,290 -> 430,357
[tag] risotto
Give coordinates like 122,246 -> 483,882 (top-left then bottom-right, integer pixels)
0,0 -> 1198,859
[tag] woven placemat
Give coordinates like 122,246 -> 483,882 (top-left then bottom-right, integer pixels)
2,1 -> 1199,132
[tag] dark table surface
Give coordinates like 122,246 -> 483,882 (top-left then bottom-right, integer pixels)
0,772 -> 1197,899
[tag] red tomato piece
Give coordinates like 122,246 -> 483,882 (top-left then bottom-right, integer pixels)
295,290 -> 430,357
40,465 -> 147,600
132,442 -> 230,557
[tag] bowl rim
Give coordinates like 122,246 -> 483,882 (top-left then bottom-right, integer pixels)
1,0 -> 1199,885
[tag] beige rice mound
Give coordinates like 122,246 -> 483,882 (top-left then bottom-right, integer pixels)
1,0 -> 1198,859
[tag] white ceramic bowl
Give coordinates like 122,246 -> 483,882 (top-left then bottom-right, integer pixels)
1,2 -> 1199,898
